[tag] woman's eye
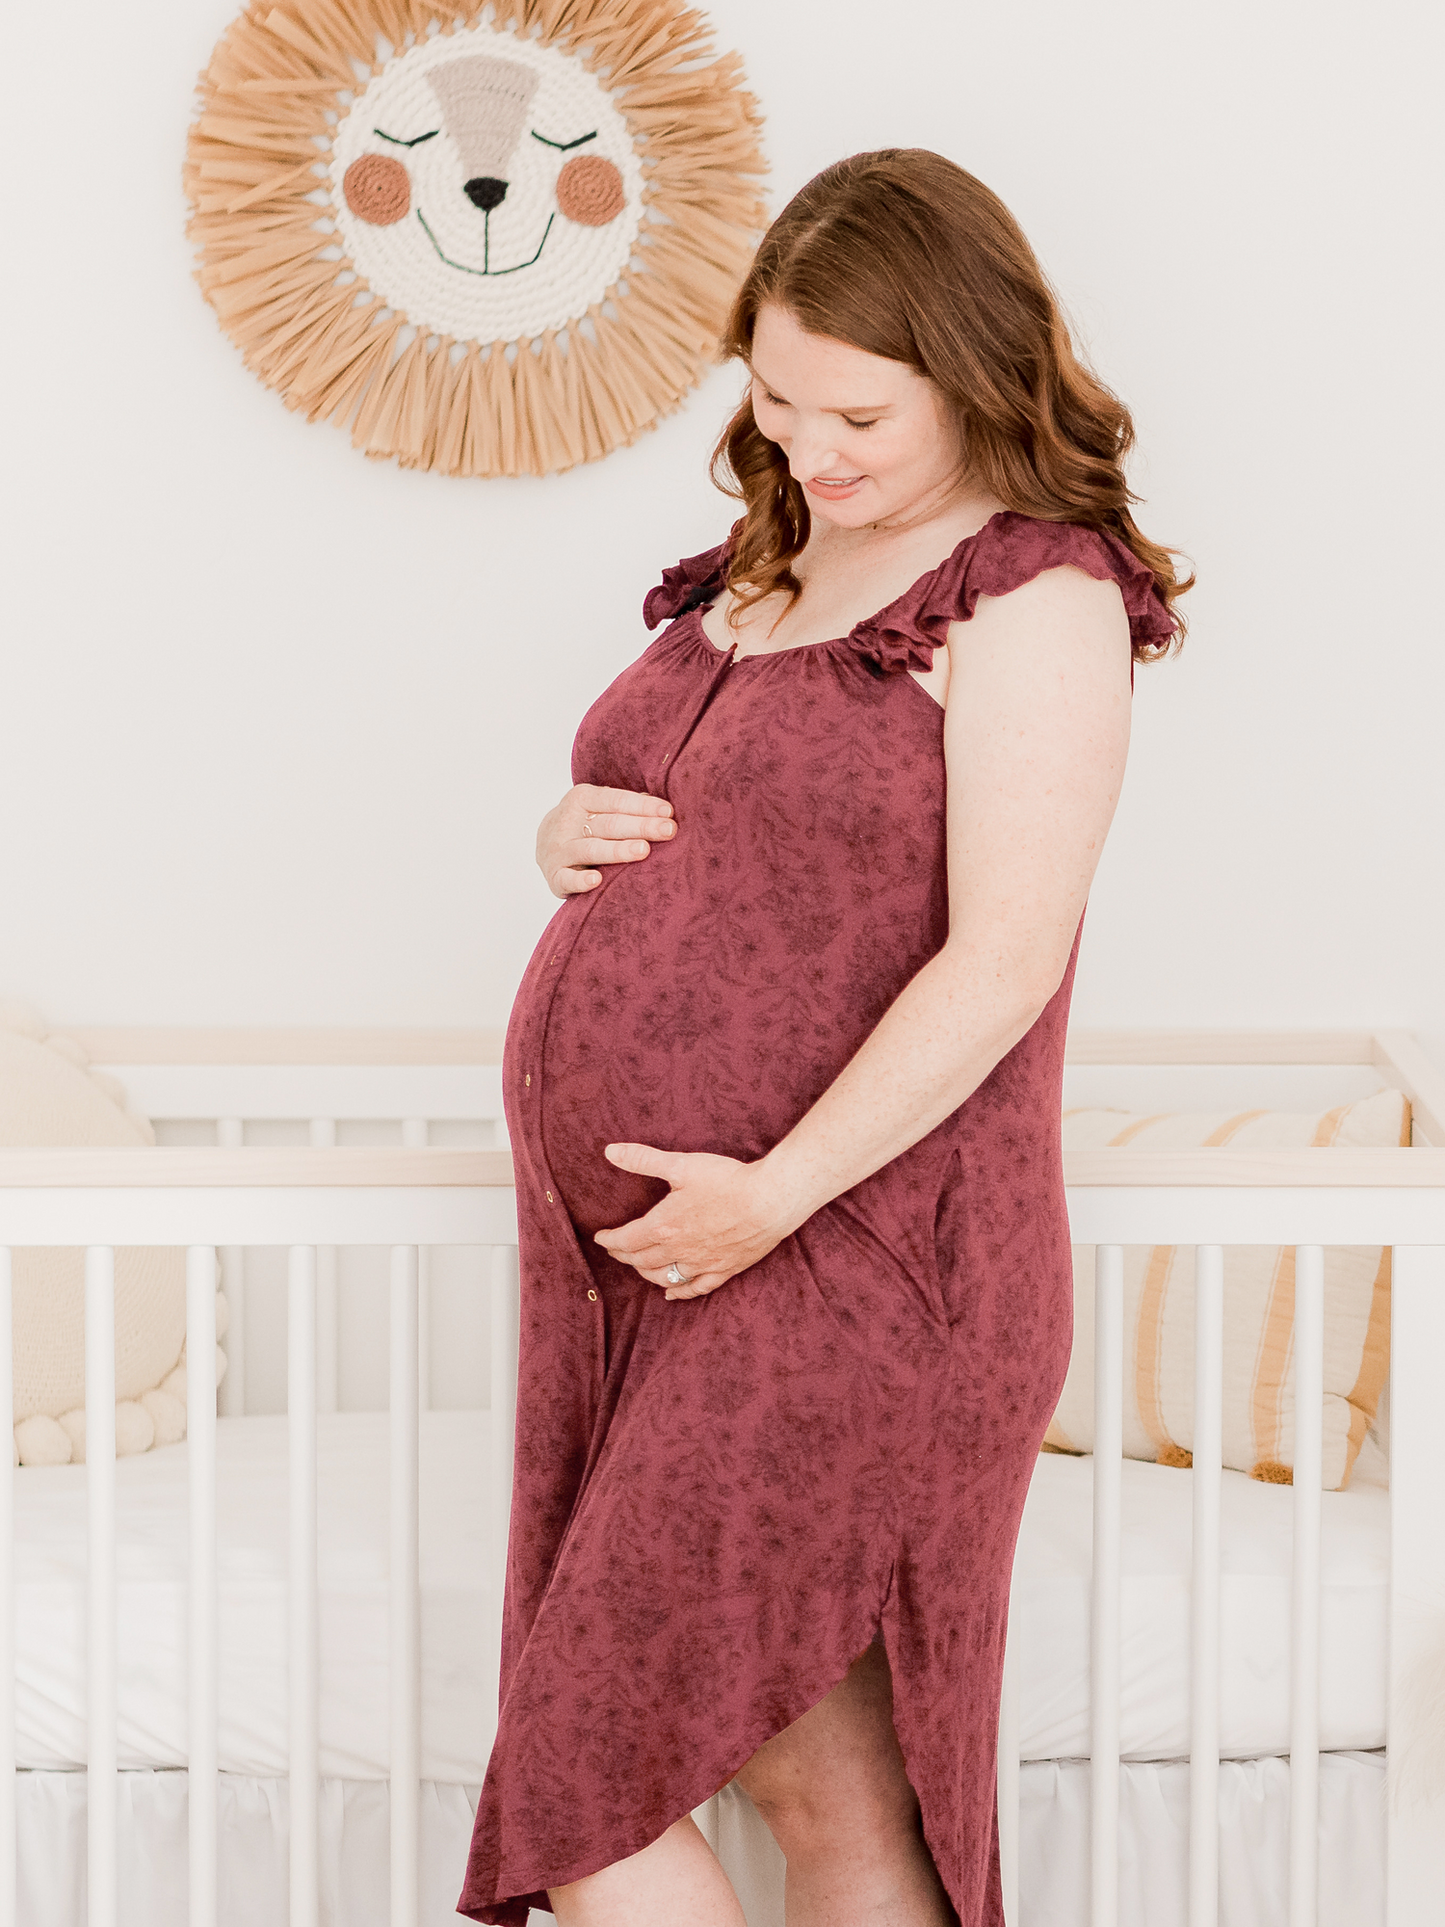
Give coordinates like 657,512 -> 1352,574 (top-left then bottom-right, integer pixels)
843,416 -> 878,431
759,389 -> 787,408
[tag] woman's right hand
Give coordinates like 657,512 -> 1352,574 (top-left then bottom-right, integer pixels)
537,784 -> 676,898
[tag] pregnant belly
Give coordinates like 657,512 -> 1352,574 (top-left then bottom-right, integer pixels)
518,843 -> 908,1237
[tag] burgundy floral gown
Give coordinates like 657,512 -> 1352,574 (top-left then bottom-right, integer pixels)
459,511 -> 1172,1925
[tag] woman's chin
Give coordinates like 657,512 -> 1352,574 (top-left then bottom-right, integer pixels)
805,490 -> 876,527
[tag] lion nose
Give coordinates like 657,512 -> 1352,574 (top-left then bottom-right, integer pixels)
464,177 -> 508,212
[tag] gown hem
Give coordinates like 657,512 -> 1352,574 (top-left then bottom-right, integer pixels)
458,1606 -> 888,1922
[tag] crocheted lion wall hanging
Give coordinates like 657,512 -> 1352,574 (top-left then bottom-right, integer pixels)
185,0 -> 766,477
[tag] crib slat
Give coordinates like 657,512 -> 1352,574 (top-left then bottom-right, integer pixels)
217,1118 -> 245,1419
309,1122 -> 340,1415
1,1248 -> 14,1927
401,1121 -> 431,1411
390,1246 -> 421,1927
86,1246 -> 117,1927
1091,1244 -> 1124,1927
187,1246 -> 219,1927
1189,1245 -> 1224,1927
997,1592 -> 1020,1927
1290,1245 -> 1325,1927
218,1245 -> 246,1417
288,1246 -> 320,1927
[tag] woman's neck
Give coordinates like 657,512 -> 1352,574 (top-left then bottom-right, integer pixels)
803,481 -> 1002,570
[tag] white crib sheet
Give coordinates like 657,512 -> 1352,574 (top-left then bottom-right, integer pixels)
12,1415 -> 1389,1775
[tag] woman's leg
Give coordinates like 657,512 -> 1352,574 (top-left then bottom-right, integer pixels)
548,1634 -> 951,1927
735,1634 -> 956,1927
548,1814 -> 748,1927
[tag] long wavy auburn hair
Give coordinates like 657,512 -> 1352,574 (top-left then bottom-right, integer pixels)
712,150 -> 1191,656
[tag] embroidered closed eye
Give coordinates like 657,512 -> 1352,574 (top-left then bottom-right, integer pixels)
532,129 -> 598,151
375,127 -> 439,147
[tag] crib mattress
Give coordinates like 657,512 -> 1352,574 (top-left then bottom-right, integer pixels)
15,1414 -> 497,1779
11,1415 -> 1388,1775
1012,1444 -> 1388,1759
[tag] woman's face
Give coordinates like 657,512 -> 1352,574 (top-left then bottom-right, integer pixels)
748,302 -> 964,528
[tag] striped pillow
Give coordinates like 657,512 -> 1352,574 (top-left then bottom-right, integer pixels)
1046,1089 -> 1407,1490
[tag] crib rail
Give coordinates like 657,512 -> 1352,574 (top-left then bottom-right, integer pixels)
5,1063 -> 1445,1924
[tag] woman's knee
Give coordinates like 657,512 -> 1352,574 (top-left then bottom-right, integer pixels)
733,1634 -> 920,1850
740,1754 -> 919,1857
735,1691 -> 921,1860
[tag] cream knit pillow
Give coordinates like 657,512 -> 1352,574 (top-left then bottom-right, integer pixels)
1047,1089 -> 1406,1490
1,1003 -> 227,1467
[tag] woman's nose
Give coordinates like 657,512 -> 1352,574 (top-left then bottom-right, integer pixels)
465,176 -> 508,211
786,429 -> 845,479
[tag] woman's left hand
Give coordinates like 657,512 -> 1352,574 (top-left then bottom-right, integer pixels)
594,1144 -> 801,1298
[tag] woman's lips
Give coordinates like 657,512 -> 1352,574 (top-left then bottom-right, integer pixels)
805,475 -> 866,499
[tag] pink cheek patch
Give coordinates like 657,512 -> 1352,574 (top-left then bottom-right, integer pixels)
343,154 -> 411,226
556,154 -> 626,227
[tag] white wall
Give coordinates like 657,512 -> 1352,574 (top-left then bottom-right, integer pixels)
3,0 -> 1441,1052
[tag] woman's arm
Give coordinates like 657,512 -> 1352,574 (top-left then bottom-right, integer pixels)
595,565 -> 1133,1295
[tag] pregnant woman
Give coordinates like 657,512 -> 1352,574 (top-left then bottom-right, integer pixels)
460,149 -> 1187,1927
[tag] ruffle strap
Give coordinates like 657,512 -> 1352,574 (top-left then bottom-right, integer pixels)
642,541 -> 731,630
851,512 -> 1178,675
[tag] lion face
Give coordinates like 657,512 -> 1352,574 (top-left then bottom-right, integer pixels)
187,0 -> 765,476
330,27 -> 645,343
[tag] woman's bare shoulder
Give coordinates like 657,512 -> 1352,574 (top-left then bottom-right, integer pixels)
947,562 -> 1129,649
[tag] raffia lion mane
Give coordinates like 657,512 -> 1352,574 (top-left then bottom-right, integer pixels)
185,0 -> 766,477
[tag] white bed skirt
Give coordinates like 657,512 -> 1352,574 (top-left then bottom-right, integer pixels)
15,1753 -> 1383,1926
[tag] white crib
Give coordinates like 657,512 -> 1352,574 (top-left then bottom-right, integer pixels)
1,1026 -> 1443,1927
